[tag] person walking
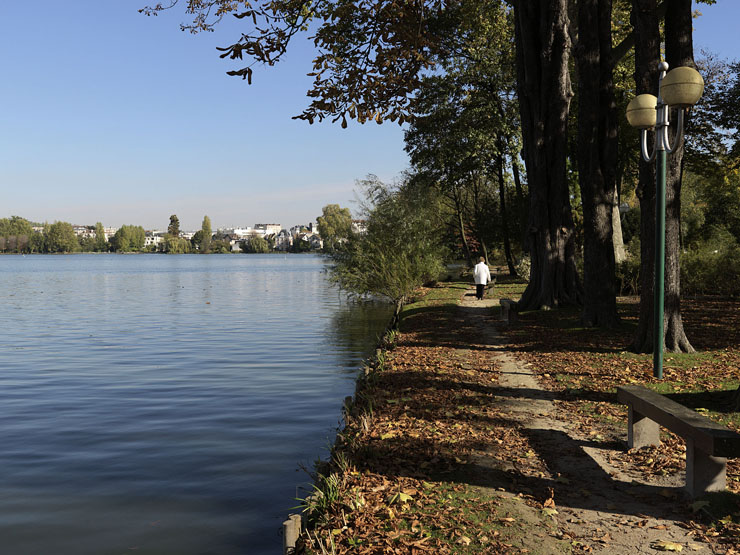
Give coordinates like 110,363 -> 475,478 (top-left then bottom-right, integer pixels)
473,256 -> 492,300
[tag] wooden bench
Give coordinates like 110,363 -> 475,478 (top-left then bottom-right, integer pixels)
499,298 -> 518,323
617,385 -> 740,497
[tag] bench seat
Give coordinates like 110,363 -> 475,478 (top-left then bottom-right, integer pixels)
617,384 -> 740,496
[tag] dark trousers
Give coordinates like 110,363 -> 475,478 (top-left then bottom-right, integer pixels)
476,284 -> 485,300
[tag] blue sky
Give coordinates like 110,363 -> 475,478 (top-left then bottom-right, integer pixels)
0,1 -> 736,230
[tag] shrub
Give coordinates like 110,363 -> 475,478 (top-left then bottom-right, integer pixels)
514,256 -> 531,282
681,240 -> 740,297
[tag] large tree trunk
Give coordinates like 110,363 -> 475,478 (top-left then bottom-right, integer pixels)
514,0 -> 582,310
629,0 -> 694,353
629,0 -> 660,352
576,0 -> 620,328
662,0 -> 694,352
496,147 -> 517,276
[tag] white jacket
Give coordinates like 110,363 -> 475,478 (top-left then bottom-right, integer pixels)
473,262 -> 491,285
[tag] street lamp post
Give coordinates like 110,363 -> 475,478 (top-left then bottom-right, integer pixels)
626,61 -> 704,379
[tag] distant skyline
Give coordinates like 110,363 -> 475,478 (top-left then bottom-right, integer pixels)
0,1 -> 736,231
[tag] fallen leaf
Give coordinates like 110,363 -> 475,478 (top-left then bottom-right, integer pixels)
387,492 -> 413,505
652,541 -> 684,552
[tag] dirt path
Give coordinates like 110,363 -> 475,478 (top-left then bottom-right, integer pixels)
459,289 -> 708,553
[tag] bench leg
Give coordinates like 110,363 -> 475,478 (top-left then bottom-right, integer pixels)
500,305 -> 509,322
627,406 -> 660,449
685,439 -> 727,497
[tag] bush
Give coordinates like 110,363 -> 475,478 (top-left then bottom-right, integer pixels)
681,240 -> 740,297
514,256 -> 531,282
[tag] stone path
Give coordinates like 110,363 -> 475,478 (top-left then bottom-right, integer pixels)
458,289 -> 708,554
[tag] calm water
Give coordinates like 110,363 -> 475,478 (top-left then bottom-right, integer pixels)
0,254 -> 391,555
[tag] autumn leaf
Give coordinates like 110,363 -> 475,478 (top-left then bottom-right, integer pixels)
651,541 -> 684,551
456,535 -> 472,546
387,492 -> 413,505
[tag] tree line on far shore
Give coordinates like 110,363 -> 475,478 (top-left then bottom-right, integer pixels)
0,214 -> 319,255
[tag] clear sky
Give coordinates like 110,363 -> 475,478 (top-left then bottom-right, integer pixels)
0,1 -> 736,231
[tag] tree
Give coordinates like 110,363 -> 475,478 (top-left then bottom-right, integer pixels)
629,0 -> 695,353
44,222 -> 79,253
200,215 -> 212,253
94,222 -> 108,252
191,230 -> 204,249
575,0 -> 620,327
513,0 -> 582,310
329,175 -> 447,320
317,204 -> 353,252
404,3 -> 524,274
79,235 -> 98,252
245,234 -> 270,253
291,235 -> 313,253
30,231 -> 45,253
0,216 -> 35,253
163,234 -> 191,253
111,225 -> 146,252
168,214 -> 180,237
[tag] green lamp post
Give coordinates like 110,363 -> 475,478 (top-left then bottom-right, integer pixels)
626,62 -> 704,379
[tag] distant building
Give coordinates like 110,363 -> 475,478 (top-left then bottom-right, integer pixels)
289,225 -> 308,237
144,235 -> 163,248
274,229 -> 293,251
297,232 -> 323,250
254,223 -> 281,236
352,220 -> 367,235
219,227 -> 253,238
72,225 -> 95,239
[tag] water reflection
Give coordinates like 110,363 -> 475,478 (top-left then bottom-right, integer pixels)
326,295 -> 393,369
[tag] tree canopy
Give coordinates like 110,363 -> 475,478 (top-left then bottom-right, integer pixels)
141,0 -> 489,125
111,225 -> 146,252
317,204 -> 353,252
44,222 -> 79,253
168,214 -> 181,237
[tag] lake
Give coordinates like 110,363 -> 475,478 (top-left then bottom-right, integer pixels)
0,254 -> 392,554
